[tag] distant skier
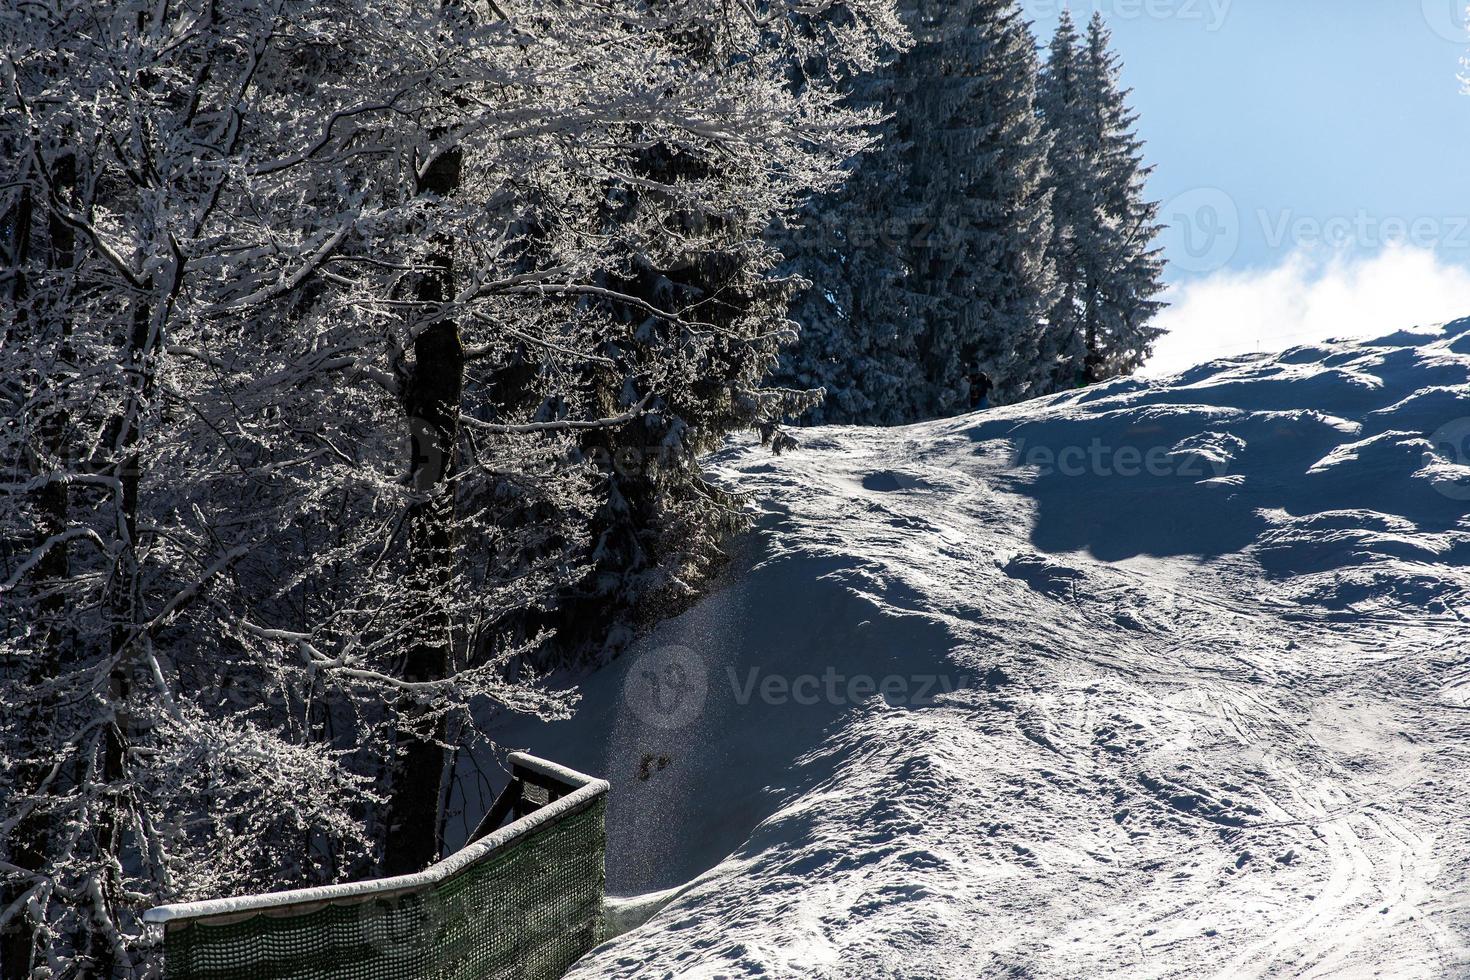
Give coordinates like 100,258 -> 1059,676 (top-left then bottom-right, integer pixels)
967,366 -> 993,411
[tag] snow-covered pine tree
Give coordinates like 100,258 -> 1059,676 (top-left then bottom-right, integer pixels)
902,0 -> 1056,412
1079,13 -> 1167,380
1039,12 -> 1166,386
778,0 -> 1056,421
775,66 -> 930,426
1036,9 -> 1090,391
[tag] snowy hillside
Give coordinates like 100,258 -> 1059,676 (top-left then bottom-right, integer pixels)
482,319 -> 1470,978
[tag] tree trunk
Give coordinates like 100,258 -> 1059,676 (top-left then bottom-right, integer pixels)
89,294 -> 152,978
0,172 -> 37,980
2,152 -> 76,980
36,153 -> 76,628
1083,284 -> 1102,386
383,145 -> 464,876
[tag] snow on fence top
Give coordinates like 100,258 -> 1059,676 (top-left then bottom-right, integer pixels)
145,753 -> 610,980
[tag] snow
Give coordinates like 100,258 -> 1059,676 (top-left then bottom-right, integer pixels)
478,318 -> 1470,977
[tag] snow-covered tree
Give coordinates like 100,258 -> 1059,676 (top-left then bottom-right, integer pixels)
775,67 -> 930,426
0,1 -> 595,969
1035,9 -> 1090,391
903,0 -> 1056,411
1039,12 -> 1166,386
1,7 -> 391,972
492,1 -> 905,660
777,0 -> 1057,422
0,0 -> 899,973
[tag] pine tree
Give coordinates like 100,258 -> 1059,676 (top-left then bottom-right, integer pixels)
1036,9 -> 1089,391
780,0 -> 1057,421
1040,12 -> 1166,387
501,5 -> 904,661
776,69 -> 929,426
907,0 -> 1056,412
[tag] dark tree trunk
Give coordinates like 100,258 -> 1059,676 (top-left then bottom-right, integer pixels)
35,153 -> 76,623
89,295 -> 152,979
0,173 -> 37,980
1083,285 -> 1103,386
2,152 -> 77,980
383,145 -> 464,876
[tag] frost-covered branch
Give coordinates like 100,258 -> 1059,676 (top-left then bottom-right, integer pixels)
0,0 -> 899,971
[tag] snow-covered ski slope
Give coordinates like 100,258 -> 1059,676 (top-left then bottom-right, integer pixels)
492,319 -> 1470,978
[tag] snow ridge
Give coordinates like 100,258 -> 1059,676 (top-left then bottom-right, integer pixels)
488,319 -> 1470,978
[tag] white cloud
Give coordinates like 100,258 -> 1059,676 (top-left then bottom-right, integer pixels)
1141,246 -> 1470,378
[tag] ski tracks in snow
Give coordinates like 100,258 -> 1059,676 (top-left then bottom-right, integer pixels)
551,330 -> 1470,978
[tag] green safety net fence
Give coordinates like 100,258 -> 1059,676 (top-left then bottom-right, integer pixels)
155,761 -> 607,980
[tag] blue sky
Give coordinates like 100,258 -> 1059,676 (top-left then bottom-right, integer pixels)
1018,1 -> 1470,372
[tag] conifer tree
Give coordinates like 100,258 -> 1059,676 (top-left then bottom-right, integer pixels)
779,0 -> 1058,421
907,0 -> 1056,412
464,3 -> 906,662
1036,9 -> 1089,390
777,71 -> 928,426
1040,12 -> 1166,387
